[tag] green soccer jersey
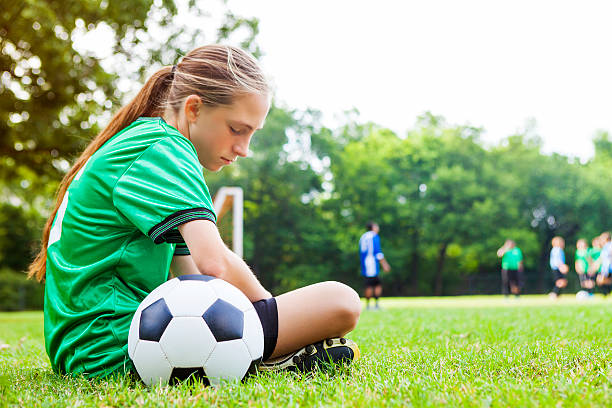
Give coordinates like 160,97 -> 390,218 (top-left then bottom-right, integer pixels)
501,247 -> 523,270
575,249 -> 588,272
44,117 -> 216,378
587,247 -> 601,272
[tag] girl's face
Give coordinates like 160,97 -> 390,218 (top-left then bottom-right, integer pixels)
186,93 -> 270,171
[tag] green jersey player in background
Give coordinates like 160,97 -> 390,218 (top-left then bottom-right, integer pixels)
496,240 -> 524,298
575,239 -> 593,295
28,45 -> 360,380
587,236 -> 602,295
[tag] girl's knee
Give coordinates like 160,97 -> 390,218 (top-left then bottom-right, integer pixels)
322,281 -> 361,331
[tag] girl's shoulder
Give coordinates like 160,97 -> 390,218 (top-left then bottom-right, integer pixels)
101,117 -> 193,157
116,117 -> 181,141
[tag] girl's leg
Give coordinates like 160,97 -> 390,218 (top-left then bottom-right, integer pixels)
271,281 -> 361,358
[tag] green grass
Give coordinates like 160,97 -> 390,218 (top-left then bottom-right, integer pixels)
1,296 -> 611,407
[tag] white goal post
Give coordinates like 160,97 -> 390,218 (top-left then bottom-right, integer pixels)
212,187 -> 244,258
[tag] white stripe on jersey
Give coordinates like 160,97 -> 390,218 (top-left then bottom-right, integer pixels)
360,231 -> 379,277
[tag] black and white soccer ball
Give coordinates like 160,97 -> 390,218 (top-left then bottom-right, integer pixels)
575,290 -> 591,301
128,274 -> 264,387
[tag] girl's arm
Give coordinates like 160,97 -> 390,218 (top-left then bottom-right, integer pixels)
170,254 -> 200,277
178,219 -> 272,302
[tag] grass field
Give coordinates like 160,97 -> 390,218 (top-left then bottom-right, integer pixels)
1,295 -> 611,407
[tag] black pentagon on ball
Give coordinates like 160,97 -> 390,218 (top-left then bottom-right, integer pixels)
169,367 -> 210,386
177,274 -> 215,282
139,298 -> 173,342
202,299 -> 244,342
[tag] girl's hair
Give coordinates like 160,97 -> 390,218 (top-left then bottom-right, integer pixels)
28,45 -> 269,282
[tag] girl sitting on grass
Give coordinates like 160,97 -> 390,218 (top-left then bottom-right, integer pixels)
28,45 -> 360,379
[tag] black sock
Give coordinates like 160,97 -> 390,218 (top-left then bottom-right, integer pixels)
552,286 -> 561,295
603,285 -> 611,296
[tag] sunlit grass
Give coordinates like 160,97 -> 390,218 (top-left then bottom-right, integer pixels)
2,296 -> 611,407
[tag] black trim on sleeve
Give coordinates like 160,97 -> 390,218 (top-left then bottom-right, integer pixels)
148,207 -> 216,244
173,243 -> 191,256
162,229 -> 184,244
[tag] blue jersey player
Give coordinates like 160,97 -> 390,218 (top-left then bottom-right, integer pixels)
549,236 -> 569,299
359,222 -> 390,310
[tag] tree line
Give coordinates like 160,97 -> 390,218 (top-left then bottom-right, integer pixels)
2,1 -> 612,308
205,109 -> 612,296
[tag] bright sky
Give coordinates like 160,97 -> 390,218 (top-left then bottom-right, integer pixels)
226,0 -> 612,160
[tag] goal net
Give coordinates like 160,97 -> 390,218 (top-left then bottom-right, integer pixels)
212,187 -> 244,258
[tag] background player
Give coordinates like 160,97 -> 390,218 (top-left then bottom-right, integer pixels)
587,236 -> 602,295
549,236 -> 569,299
496,239 -> 524,298
596,232 -> 612,296
359,222 -> 390,310
575,238 -> 592,294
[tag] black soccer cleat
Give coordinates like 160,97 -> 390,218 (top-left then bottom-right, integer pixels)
256,337 -> 360,373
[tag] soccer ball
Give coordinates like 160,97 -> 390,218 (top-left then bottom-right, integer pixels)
128,274 -> 264,387
575,290 -> 591,301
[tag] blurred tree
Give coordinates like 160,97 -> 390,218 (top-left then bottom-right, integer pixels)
0,203 -> 38,271
577,130 -> 612,245
593,130 -> 612,162
0,0 -> 260,272
1,0 -> 260,208
489,134 -> 598,291
326,113 -> 612,295
207,107 -> 612,296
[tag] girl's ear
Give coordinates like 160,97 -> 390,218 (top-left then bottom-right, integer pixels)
183,95 -> 202,123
